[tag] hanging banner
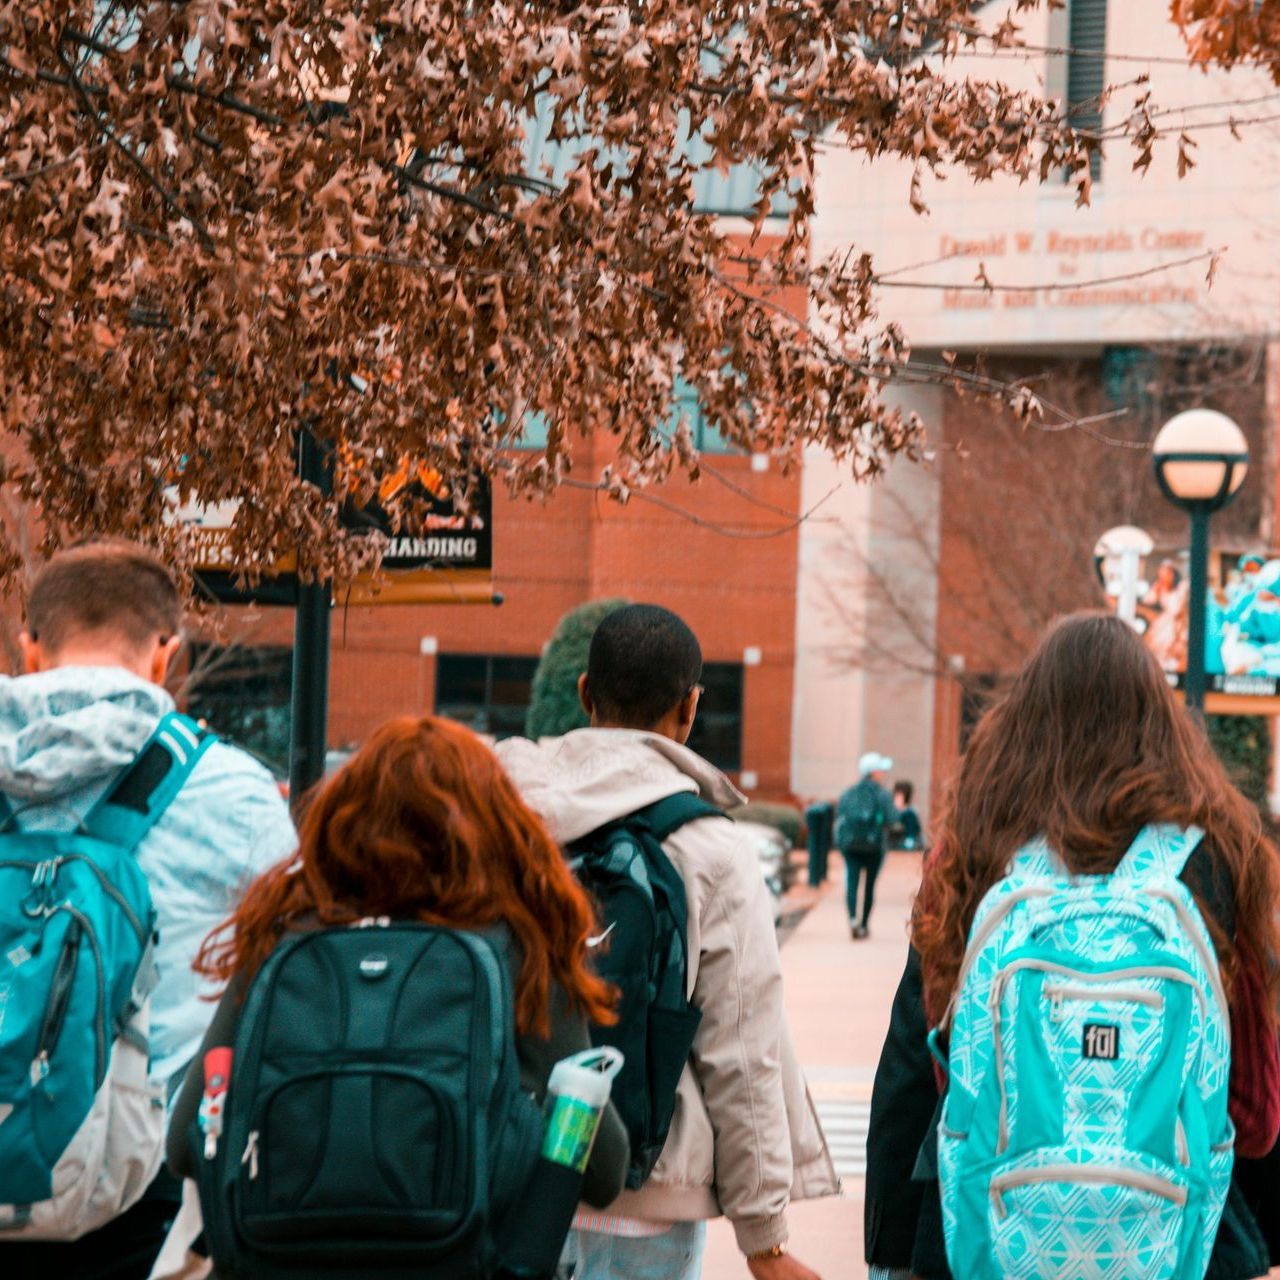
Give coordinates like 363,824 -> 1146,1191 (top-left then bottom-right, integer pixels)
339,462 -> 493,605
169,464 -> 495,607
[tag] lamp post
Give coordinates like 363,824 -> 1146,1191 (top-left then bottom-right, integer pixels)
1152,410 -> 1249,716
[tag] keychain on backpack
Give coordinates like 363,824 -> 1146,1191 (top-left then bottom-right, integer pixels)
199,1048 -> 233,1159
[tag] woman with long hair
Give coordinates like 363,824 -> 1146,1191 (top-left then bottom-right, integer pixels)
865,613 -> 1280,1280
167,715 -> 628,1271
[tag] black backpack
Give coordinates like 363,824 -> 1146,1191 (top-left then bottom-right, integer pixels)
836,781 -> 885,853
567,792 -> 721,1189
192,923 -> 542,1280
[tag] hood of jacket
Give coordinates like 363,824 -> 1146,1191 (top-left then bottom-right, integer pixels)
0,666 -> 175,803
495,728 -> 745,844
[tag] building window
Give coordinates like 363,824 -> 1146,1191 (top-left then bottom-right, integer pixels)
666,375 -> 739,454
516,378 -> 739,454
687,662 -> 745,773
435,653 -> 540,739
1066,0 -> 1107,183
186,643 -> 292,777
515,412 -> 550,451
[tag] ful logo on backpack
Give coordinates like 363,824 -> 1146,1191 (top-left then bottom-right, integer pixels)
934,825 -> 1233,1280
0,713 -> 210,1239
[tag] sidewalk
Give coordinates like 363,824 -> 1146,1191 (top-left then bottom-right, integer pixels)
703,852 -> 923,1279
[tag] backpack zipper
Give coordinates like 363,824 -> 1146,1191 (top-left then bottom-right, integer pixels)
990,1163 -> 1186,1221
1146,888 -> 1231,1042
2,854 -> 146,944
34,903 -> 107,1088
1043,983 -> 1165,1021
33,917 -> 83,1082
991,960 -> 1203,1154
944,885 -> 1054,1030
241,1129 -> 260,1180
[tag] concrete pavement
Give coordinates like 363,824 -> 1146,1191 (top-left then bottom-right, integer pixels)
703,851 -> 923,1279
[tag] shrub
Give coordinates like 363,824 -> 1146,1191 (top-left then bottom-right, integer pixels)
1207,714 -> 1272,813
729,802 -> 806,849
525,598 -> 630,739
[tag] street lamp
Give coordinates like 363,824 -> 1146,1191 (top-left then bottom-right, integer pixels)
1152,409 -> 1249,715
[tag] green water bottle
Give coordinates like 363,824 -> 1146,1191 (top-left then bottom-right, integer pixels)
540,1047 -> 624,1171
498,1047 -> 624,1279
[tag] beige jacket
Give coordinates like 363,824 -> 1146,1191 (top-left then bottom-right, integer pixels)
496,729 -> 838,1256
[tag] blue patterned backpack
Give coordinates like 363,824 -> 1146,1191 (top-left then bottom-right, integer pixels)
935,824 -> 1234,1280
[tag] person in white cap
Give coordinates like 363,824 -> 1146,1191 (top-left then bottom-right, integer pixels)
834,752 -> 897,939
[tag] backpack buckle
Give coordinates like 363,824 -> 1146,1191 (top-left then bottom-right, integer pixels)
21,859 -> 62,920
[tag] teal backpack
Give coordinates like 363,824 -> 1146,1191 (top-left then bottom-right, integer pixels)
935,825 -> 1233,1280
0,712 -> 211,1238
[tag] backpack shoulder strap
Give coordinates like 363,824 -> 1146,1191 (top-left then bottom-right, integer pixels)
632,791 -> 723,843
1114,823 -> 1205,882
82,712 -> 215,853
1008,834 -> 1061,879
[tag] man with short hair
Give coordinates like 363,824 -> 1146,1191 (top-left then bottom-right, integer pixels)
499,604 -> 836,1280
0,540 -> 296,1279
835,753 -> 897,940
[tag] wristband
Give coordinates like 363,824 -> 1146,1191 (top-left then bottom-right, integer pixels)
749,1244 -> 787,1261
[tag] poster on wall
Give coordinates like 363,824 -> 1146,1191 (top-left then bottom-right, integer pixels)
1137,552 -> 1280,700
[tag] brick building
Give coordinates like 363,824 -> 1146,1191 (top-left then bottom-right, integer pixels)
179,214 -> 813,800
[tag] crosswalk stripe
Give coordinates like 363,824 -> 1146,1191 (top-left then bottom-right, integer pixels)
814,1096 -> 870,1179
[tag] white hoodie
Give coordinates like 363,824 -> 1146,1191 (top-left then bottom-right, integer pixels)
496,728 -> 837,1257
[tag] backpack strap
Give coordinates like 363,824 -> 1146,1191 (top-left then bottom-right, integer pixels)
82,712 -> 214,854
1007,835 -> 1061,879
631,791 -> 723,842
1113,823 -> 1205,882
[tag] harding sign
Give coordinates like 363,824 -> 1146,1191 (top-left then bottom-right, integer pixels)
174,466 -> 495,607
338,467 -> 493,605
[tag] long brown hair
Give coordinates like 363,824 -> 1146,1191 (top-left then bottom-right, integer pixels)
197,715 -> 615,1037
914,612 -> 1280,1022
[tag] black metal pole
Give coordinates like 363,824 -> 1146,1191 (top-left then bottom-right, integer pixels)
289,430 -> 333,803
1185,503 -> 1210,718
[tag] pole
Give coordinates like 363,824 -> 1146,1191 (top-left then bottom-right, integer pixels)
1185,504 -> 1210,718
1115,548 -> 1142,628
289,430 -> 333,803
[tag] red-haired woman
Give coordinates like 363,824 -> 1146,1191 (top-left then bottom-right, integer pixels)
865,613 -> 1280,1280
167,716 -> 628,1268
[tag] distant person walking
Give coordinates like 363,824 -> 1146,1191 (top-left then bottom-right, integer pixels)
499,604 -> 835,1280
892,781 -> 922,852
835,753 -> 896,939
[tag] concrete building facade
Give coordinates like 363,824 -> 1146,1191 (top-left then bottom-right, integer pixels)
796,0 -> 1280,822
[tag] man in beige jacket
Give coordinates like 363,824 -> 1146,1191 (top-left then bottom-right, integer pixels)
497,605 -> 837,1280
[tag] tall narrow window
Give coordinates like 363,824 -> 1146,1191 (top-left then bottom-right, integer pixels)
1066,0 -> 1107,183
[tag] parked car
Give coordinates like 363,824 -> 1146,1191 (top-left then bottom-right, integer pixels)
733,819 -> 792,925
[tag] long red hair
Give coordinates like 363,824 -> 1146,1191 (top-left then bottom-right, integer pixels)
196,715 -> 615,1037
915,613 -> 1280,1023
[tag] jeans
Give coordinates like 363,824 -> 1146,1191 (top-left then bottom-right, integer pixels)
843,846 -> 885,927
558,1222 -> 707,1280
